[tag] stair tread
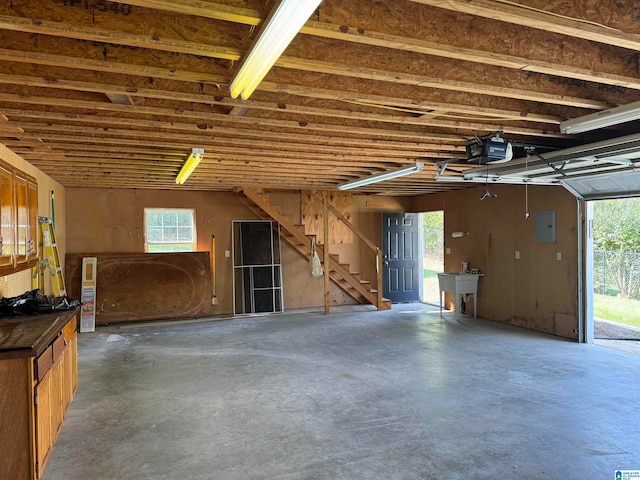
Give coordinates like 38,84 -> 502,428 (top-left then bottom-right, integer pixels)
240,188 -> 387,311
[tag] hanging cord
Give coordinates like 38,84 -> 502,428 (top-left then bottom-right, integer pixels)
480,163 -> 497,200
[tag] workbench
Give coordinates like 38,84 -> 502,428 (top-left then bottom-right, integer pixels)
0,308 -> 79,480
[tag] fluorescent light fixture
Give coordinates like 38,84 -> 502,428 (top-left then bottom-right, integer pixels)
337,163 -> 424,190
560,100 -> 640,134
175,148 -> 204,185
229,0 -> 322,100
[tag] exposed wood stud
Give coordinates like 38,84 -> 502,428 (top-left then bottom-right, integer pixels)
0,0 -> 634,194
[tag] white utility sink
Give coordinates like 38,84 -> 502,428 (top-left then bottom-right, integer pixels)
437,273 -> 483,319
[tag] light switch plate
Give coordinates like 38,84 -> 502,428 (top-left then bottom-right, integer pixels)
556,252 -> 562,261
445,247 -> 451,255
225,250 -> 230,257
515,251 -> 520,260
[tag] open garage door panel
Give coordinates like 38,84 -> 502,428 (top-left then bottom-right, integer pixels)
436,133 -> 640,201
562,169 -> 640,201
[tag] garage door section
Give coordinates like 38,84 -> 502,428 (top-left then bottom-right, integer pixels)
562,169 -> 640,201
436,132 -> 640,200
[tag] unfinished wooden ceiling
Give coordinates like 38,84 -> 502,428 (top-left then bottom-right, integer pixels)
1,0 -> 639,195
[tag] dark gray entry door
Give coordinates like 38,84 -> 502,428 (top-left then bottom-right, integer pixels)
382,213 -> 420,303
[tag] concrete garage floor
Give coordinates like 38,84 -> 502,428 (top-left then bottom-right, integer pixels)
43,304 -> 640,480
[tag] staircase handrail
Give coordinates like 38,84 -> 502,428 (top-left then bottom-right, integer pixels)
311,192 -> 384,306
310,192 -> 378,253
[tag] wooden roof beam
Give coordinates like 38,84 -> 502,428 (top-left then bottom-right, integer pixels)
0,107 -> 463,143
0,94 -> 565,137
0,72 -> 565,125
15,121 -> 465,153
410,0 -> 640,52
0,12 -> 637,98
116,0 -> 640,56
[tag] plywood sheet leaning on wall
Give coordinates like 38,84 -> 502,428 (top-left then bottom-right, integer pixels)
65,252 -> 212,324
302,191 -> 353,244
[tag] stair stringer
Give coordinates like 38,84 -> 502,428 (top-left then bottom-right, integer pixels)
236,188 -> 390,310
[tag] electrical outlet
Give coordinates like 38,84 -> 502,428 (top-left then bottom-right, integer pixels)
556,251 -> 562,261
515,251 -> 520,260
225,250 -> 230,258
445,247 -> 451,255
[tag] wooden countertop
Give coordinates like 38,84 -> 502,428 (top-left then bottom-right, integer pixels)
0,308 -> 79,360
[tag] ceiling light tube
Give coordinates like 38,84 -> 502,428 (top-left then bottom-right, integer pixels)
337,163 -> 424,190
229,0 -> 322,100
175,148 -> 204,185
560,100 -> 640,134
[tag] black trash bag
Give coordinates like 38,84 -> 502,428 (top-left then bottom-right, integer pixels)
0,289 -> 81,317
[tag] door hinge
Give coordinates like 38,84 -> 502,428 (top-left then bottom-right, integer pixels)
34,392 -> 38,406
35,462 -> 39,477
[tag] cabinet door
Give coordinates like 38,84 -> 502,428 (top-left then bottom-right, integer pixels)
49,361 -> 64,438
28,180 -> 38,261
35,360 -> 64,479
35,372 -> 53,478
0,357 -> 32,480
61,334 -> 78,411
61,315 -> 78,407
14,174 -> 28,266
0,165 -> 13,269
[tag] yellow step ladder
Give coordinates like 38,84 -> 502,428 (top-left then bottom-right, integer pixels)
38,216 -> 66,296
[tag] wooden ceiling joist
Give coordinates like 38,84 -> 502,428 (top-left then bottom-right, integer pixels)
0,93 -> 564,138
410,0 -> 640,52
0,0 -> 636,194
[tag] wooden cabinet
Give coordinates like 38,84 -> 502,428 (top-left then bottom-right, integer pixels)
0,163 -> 13,268
28,179 -> 38,261
0,160 -> 38,276
0,309 -> 79,480
61,319 -> 78,411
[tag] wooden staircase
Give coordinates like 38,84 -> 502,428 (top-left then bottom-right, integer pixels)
236,188 -> 391,311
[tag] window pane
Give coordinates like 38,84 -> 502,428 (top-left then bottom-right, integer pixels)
145,209 -> 196,253
147,227 -> 163,242
162,212 -> 177,226
151,243 -> 192,252
147,211 -> 162,227
177,211 -> 193,226
177,226 -> 193,242
162,227 -> 178,242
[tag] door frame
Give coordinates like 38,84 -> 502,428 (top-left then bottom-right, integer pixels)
382,213 -> 421,303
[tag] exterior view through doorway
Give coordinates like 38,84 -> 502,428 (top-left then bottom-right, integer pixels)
588,198 -> 640,342
421,211 -> 444,305
380,212 -> 444,306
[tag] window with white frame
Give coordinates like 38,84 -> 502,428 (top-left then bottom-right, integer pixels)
144,208 -> 196,252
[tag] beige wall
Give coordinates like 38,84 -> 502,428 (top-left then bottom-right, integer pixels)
0,142 -> 582,337
0,145 -> 581,338
66,184 -> 580,337
65,188 -> 403,315
411,184 -> 579,339
66,188 -> 254,316
0,144 -> 66,298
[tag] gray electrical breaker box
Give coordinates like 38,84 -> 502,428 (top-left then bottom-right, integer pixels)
535,211 -> 556,243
